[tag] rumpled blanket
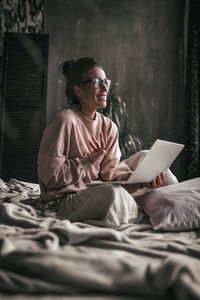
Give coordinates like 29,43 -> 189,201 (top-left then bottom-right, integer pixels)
0,179 -> 200,300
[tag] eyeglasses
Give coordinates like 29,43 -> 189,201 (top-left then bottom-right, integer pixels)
80,77 -> 111,90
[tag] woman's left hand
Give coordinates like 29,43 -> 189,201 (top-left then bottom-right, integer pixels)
145,172 -> 165,189
122,172 -> 166,194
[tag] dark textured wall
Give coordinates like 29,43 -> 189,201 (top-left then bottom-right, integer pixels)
45,0 -> 188,181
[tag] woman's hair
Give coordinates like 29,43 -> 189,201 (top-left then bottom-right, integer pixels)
60,57 -> 102,105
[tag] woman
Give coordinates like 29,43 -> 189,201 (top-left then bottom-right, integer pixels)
37,57 -> 177,225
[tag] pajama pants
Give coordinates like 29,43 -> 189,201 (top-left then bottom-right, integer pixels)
56,151 -> 178,226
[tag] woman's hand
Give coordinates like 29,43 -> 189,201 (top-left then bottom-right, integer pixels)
122,172 -> 166,194
88,132 -> 113,164
145,172 -> 165,189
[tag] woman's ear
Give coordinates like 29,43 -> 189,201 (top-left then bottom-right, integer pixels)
73,85 -> 81,98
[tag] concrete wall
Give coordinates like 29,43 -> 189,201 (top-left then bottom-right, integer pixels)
45,0 -> 188,181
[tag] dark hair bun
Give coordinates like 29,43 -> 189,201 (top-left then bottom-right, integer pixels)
60,58 -> 76,78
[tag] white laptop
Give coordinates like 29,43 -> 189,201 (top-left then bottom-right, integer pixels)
87,139 -> 184,186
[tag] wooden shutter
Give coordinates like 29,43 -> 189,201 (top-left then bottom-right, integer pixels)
0,32 -> 49,183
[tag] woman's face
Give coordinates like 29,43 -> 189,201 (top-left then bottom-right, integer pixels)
74,66 -> 109,111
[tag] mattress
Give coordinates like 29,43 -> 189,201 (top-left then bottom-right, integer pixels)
0,178 -> 200,300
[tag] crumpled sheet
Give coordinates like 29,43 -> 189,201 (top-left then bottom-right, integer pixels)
0,179 -> 200,300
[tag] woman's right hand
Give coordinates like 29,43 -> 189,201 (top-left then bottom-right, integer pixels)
88,132 -> 113,164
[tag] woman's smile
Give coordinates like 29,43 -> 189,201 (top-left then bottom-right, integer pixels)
97,93 -> 107,102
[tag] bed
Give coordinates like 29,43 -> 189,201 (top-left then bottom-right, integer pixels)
0,177 -> 200,300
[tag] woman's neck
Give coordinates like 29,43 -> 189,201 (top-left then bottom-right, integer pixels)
78,105 -> 96,120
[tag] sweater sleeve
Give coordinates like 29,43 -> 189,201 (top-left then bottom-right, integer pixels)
37,113 -> 92,198
100,122 -> 133,181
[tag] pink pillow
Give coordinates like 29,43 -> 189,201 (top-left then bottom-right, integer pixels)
136,177 -> 200,231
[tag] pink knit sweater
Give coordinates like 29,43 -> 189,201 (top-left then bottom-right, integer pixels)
37,107 -> 133,200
